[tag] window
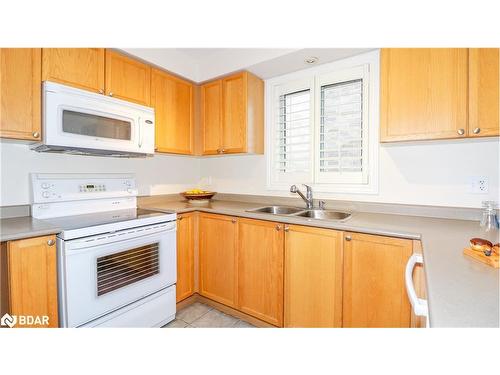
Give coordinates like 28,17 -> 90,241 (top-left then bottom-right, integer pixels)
267,51 -> 379,194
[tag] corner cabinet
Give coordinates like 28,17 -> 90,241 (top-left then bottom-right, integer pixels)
42,48 -> 105,93
342,232 -> 412,328
1,235 -> 58,328
151,69 -> 194,155
176,213 -> 196,302
0,48 -> 42,141
201,71 -> 264,155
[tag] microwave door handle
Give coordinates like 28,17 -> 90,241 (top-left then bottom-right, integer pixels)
138,117 -> 143,148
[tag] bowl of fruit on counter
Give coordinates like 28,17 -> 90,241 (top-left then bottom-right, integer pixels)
180,189 -> 217,203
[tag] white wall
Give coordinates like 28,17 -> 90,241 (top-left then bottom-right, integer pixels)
199,138 -> 500,209
0,142 -> 200,206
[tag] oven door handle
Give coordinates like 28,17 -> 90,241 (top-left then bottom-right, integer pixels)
63,222 -> 176,251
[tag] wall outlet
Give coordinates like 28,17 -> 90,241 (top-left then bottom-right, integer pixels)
469,176 -> 489,194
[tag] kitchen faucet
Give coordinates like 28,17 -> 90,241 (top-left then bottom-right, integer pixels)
290,184 -> 314,209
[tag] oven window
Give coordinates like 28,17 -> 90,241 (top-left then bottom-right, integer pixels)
96,243 -> 159,296
62,110 -> 132,140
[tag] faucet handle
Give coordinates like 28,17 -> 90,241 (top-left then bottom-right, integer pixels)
290,185 -> 298,193
318,200 -> 326,210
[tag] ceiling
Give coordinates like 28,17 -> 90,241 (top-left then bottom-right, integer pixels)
121,48 -> 375,83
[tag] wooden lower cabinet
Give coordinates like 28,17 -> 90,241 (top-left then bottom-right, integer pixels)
176,213 -> 195,302
284,225 -> 343,328
1,235 -> 58,328
237,218 -> 284,326
342,232 -> 413,328
198,213 -> 238,308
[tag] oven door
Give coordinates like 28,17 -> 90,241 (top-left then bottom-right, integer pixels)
43,81 -> 155,154
58,221 -> 176,327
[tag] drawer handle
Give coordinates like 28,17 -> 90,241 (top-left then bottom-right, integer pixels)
345,235 -> 352,241
47,239 -> 55,246
457,128 -> 465,135
473,127 -> 481,134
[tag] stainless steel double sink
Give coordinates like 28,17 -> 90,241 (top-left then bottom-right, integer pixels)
246,205 -> 351,222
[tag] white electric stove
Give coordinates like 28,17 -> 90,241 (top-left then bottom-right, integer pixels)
31,173 -> 177,328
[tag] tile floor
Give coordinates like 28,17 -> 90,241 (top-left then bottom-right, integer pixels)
164,302 -> 256,328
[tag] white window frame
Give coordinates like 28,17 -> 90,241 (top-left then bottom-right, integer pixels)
266,50 -> 380,195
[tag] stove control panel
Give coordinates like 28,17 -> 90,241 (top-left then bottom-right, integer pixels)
31,173 -> 138,203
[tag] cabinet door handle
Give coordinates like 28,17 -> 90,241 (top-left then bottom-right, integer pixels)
231,218 -> 237,224
98,89 -> 104,94
473,127 -> 481,134
32,131 -> 40,138
178,216 -> 183,221
109,92 -> 114,97
275,224 -> 282,231
47,239 -> 55,246
221,149 -> 226,153
345,235 -> 352,241
284,225 -> 290,232
457,128 -> 465,135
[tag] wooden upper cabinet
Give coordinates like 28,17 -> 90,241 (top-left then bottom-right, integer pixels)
342,232 -> 412,328
105,50 -> 151,106
284,225 -> 343,328
201,71 -> 264,155
0,48 -> 41,141
469,48 -> 499,137
380,48 -> 468,142
151,68 -> 194,154
176,213 -> 195,303
42,48 -> 105,93
222,73 -> 247,153
237,218 -> 284,327
2,235 -> 58,327
198,213 -> 238,308
201,80 -> 223,154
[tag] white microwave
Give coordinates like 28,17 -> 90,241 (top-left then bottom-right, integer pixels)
32,81 -> 155,157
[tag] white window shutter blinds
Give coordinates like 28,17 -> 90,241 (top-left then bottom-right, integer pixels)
272,80 -> 313,184
316,66 -> 369,184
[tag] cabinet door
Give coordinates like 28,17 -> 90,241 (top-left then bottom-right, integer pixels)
42,48 -> 105,93
0,48 -> 41,141
199,213 -> 238,307
380,48 -> 468,142
151,69 -> 193,154
222,72 -> 247,153
237,218 -> 284,326
201,80 -> 222,154
284,225 -> 343,328
5,235 -> 58,328
176,213 -> 195,302
469,48 -> 499,137
343,232 -> 412,328
105,50 -> 151,106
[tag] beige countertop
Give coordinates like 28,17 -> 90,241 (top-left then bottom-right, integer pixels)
0,216 -> 61,242
140,199 -> 500,328
1,198 -> 498,328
